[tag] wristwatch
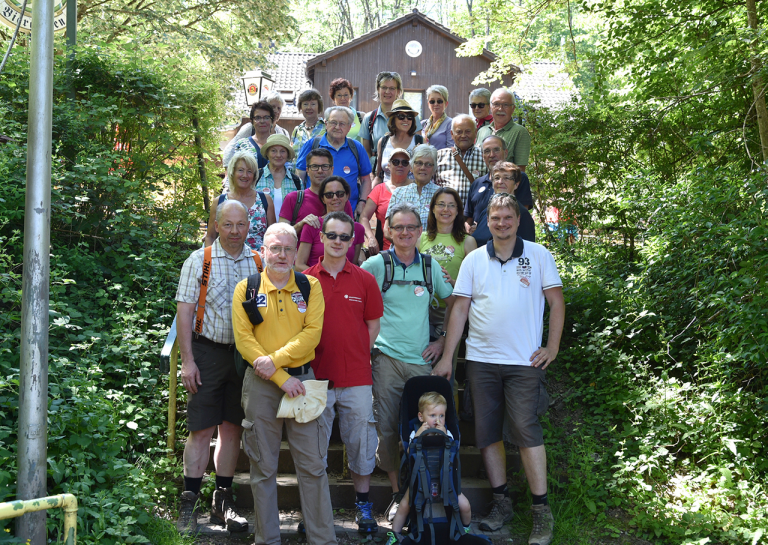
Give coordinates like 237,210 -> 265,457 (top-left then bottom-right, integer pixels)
440,331 -> 447,337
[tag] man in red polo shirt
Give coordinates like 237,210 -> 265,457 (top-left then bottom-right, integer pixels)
304,211 -> 384,534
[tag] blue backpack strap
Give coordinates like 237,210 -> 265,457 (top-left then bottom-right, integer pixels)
311,135 -> 322,151
218,193 -> 226,206
257,191 -> 268,215
346,137 -> 361,174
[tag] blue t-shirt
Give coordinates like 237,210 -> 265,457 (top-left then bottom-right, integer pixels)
295,136 -> 373,209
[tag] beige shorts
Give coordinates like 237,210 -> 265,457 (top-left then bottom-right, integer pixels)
320,385 -> 378,475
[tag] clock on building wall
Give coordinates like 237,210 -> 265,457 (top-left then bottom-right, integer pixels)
405,40 -> 422,58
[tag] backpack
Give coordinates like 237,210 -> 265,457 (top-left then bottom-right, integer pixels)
218,192 -> 269,215
379,249 -> 433,297
310,135 -> 362,175
375,133 -> 424,179
241,270 -> 312,326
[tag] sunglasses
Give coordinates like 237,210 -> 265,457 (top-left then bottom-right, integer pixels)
390,158 -> 410,167
429,99 -> 444,105
322,190 -> 347,199
469,103 -> 488,109
396,113 -> 415,121
322,232 -> 353,241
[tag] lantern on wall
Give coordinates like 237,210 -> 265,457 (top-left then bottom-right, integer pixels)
241,70 -> 276,106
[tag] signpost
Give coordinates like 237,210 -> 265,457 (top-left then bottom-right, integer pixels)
0,0 -> 66,33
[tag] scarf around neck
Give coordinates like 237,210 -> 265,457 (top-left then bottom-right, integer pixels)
425,113 -> 447,139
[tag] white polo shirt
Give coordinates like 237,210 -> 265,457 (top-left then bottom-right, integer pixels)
453,238 -> 562,365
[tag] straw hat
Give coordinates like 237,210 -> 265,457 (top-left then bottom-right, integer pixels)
390,99 -> 418,116
261,133 -> 295,161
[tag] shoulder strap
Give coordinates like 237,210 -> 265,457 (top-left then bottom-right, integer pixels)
421,253 -> 433,296
367,110 -> 377,146
257,191 -> 268,215
357,111 -> 364,123
293,271 -> 312,304
291,190 -> 305,225
381,250 -> 394,293
290,171 -> 302,191
346,138 -> 361,174
194,245 -> 213,335
376,134 -> 391,179
311,135 -> 322,151
218,193 -> 226,206
250,249 -> 263,272
451,147 -> 475,184
256,167 -> 264,184
415,134 -> 424,145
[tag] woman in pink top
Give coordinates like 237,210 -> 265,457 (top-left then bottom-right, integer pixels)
359,148 -> 412,254
295,176 -> 365,270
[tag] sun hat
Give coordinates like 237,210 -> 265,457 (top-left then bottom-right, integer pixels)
261,133 -> 295,162
275,380 -> 329,423
389,148 -> 411,160
390,99 -> 418,116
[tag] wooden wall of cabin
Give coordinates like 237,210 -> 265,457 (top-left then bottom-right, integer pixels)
311,21 -> 515,119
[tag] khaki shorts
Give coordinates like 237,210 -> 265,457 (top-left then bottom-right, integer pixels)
467,361 -> 549,449
187,339 -> 245,432
320,385 -> 377,475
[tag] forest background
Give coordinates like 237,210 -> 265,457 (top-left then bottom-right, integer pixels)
0,0 -> 766,543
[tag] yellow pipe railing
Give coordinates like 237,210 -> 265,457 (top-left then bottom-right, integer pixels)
160,316 -> 179,457
0,493 -> 78,544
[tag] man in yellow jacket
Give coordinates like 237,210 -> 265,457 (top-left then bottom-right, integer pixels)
232,222 -> 335,545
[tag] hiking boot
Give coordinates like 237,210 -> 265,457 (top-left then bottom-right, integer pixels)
479,493 -> 513,531
528,504 -> 554,545
211,487 -> 248,532
385,531 -> 402,545
355,501 -> 378,533
386,492 -> 403,522
176,491 -> 201,535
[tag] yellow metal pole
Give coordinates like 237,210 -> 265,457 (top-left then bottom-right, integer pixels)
167,340 -> 178,457
0,494 -> 77,544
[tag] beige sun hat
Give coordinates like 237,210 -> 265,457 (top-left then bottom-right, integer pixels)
389,148 -> 411,161
389,99 -> 418,116
261,133 -> 295,162
276,379 -> 329,423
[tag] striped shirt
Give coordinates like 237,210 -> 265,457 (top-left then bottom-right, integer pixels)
175,239 -> 261,344
434,146 -> 487,207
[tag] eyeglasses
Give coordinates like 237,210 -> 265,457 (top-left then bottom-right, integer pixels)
482,146 -> 504,155
412,160 -> 434,168
267,245 -> 296,255
435,202 -> 457,210
469,103 -> 488,109
390,158 -> 409,167
322,232 -> 353,241
326,121 -> 349,128
491,102 -> 513,109
396,113 -> 415,121
390,224 -> 420,233
308,164 -> 332,171
492,176 -> 518,183
252,115 -> 273,122
322,190 -> 347,199
379,85 -> 398,92
429,99 -> 444,105
334,93 -> 352,99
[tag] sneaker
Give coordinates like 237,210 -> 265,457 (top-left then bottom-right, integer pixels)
386,492 -> 403,522
528,504 -> 554,545
211,487 -> 248,532
479,493 -> 513,531
176,491 -> 200,535
385,531 -> 402,545
355,501 -> 378,533
297,519 -> 305,533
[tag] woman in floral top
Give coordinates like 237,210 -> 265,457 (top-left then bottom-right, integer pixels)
205,151 -> 276,251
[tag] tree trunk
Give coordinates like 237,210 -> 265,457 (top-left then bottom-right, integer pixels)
746,0 -> 768,164
191,115 -> 210,214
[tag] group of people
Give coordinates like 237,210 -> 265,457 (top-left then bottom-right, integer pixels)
174,70 -> 564,545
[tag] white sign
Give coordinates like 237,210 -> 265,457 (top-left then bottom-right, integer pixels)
405,40 -> 422,58
0,0 -> 67,34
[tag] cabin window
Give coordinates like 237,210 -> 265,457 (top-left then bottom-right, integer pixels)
403,91 -> 423,118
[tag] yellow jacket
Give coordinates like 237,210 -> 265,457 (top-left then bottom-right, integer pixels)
232,271 -> 324,387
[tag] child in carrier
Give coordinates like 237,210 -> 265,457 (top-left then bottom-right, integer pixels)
387,391 -> 472,544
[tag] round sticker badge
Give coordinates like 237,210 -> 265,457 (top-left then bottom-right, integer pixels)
291,292 -> 308,313
472,170 -> 481,177
262,187 -> 271,194
343,166 -> 351,174
478,186 -> 487,193
520,277 -> 530,288
414,286 -> 425,297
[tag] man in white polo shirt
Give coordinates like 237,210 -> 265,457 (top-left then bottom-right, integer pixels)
433,193 -> 564,545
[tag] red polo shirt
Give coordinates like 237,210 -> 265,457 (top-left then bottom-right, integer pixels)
304,258 -> 384,387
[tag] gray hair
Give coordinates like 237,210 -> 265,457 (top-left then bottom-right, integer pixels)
324,105 -> 355,125
411,144 -> 438,165
482,134 -> 507,149
263,90 -> 285,108
226,151 -> 260,184
426,85 -> 449,102
216,198 -> 249,223
263,222 -> 298,244
469,88 -> 491,105
373,71 -> 403,102
491,88 -> 516,107
387,201 -> 422,227
451,114 -> 476,130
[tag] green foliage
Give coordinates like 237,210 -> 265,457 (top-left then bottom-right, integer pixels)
0,44 -> 217,542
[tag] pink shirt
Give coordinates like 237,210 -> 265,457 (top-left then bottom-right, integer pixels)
279,188 -> 354,224
367,183 -> 394,250
300,219 -> 366,267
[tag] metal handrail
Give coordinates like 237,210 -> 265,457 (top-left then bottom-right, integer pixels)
0,494 -> 77,544
160,316 -> 179,457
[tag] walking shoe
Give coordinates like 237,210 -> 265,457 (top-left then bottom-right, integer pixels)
297,519 -> 305,533
386,491 -> 403,522
355,501 -> 379,533
211,487 -> 248,532
528,504 -> 554,545
479,493 -> 514,531
385,531 -> 402,545
176,491 -> 201,535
